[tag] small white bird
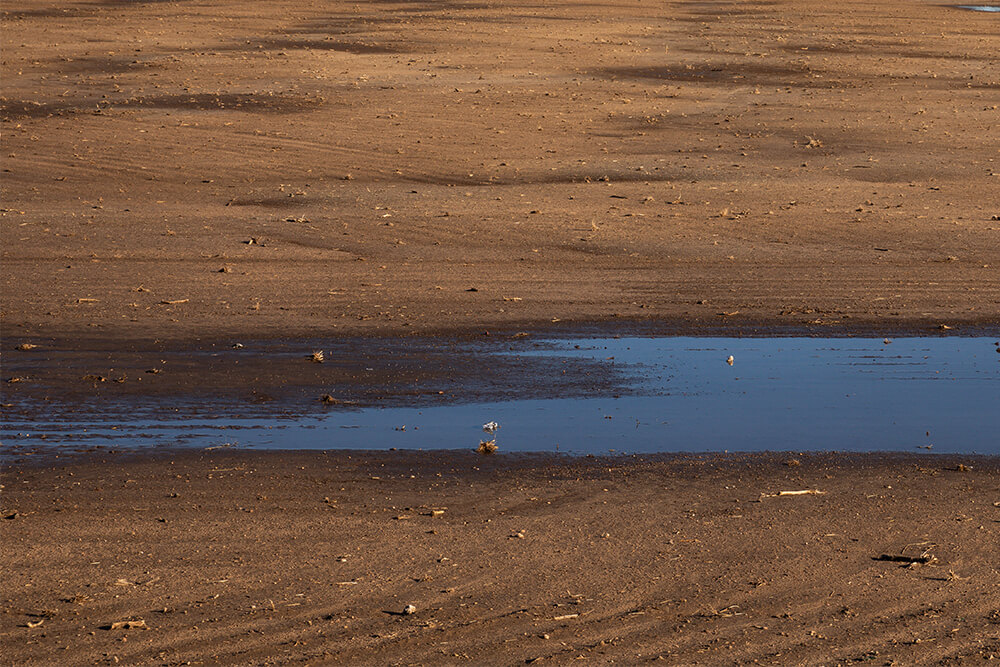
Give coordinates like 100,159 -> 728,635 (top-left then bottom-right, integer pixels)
726,355 -> 734,366
482,421 -> 499,434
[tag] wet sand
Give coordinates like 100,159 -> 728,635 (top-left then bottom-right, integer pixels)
2,451 -> 999,665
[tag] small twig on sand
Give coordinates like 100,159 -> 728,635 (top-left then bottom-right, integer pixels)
700,604 -> 743,618
759,489 -> 826,498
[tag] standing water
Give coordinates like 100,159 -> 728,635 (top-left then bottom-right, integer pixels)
3,337 -> 998,455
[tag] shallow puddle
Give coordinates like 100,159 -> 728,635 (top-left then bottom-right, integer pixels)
4,336 -> 998,455
954,5 -> 1000,11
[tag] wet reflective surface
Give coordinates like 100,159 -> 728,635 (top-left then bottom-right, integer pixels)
3,337 -> 998,455
954,5 -> 1000,11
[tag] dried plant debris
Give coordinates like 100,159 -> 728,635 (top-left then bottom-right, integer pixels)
478,421 -> 500,454
310,350 -> 325,363
760,489 -> 825,498
876,542 -> 938,566
553,613 -> 580,621
105,619 -> 148,631
875,553 -> 938,566
319,394 -> 358,406
62,594 -> 94,605
701,604 -> 743,618
26,610 -> 57,624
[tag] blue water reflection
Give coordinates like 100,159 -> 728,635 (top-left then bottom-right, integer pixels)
4,337 -> 998,454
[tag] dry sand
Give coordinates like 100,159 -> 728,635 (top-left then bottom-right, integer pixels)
2,451 -> 999,665
2,0 -> 998,340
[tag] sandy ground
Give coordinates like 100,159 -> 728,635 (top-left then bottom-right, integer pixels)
3,1 -> 1000,665
2,0 -> 999,341
1,451 -> 999,666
